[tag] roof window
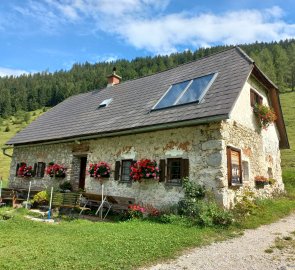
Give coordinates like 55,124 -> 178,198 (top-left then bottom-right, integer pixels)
153,73 -> 217,110
98,98 -> 113,108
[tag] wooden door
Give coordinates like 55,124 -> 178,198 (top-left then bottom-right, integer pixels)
79,157 -> 87,190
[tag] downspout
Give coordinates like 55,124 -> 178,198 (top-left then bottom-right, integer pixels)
2,146 -> 13,158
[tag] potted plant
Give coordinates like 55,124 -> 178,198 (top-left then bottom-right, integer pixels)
130,159 -> 160,182
17,162 -> 34,178
253,104 -> 277,130
46,162 -> 67,178
254,176 -> 269,188
88,162 -> 111,178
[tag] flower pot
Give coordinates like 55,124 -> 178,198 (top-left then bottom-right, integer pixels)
255,181 -> 269,188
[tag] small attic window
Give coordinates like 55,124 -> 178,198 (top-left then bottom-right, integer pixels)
153,73 -> 217,110
98,98 -> 113,108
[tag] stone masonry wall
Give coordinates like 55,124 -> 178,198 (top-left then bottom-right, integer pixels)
218,120 -> 284,208
9,124 -> 225,208
9,143 -> 74,190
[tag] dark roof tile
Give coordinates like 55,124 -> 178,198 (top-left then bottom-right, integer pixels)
7,47 -> 253,145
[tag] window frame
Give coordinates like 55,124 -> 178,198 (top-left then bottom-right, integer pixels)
152,72 -> 218,110
120,159 -> 133,183
35,162 -> 46,178
250,89 -> 263,107
166,158 -> 188,186
227,147 -> 242,187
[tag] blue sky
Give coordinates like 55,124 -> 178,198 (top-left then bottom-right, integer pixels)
1,0 -> 295,76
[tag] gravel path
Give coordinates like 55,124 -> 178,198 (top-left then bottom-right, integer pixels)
142,212 -> 295,270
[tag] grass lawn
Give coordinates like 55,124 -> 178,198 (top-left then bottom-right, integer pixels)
0,211 -> 231,270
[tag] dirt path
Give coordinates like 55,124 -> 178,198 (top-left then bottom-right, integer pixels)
142,212 -> 295,270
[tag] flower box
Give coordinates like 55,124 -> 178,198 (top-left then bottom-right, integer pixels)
130,159 -> 160,182
46,162 -> 67,178
88,162 -> 111,178
253,104 -> 277,130
254,175 -> 269,188
17,163 -> 34,178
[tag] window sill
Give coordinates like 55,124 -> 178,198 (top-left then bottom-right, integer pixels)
229,183 -> 243,189
165,182 -> 182,187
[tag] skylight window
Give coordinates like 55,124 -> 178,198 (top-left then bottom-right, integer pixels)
98,98 -> 113,108
153,73 -> 217,110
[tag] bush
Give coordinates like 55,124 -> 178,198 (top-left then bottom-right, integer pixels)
4,125 -> 10,132
233,188 -> 258,218
59,181 -> 72,191
196,201 -> 233,227
32,191 -> 49,205
182,177 -> 206,199
178,178 -> 232,227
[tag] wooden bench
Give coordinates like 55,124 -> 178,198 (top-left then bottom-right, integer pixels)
51,192 -> 90,216
0,188 -> 25,206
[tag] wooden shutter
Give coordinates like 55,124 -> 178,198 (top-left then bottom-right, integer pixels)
258,95 -> 263,105
250,90 -> 255,107
114,161 -> 121,181
33,163 -> 37,177
15,163 -> 20,176
227,147 -> 232,186
181,159 -> 189,179
159,159 -> 166,182
41,163 -> 46,177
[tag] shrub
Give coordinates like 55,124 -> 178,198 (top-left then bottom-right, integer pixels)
4,125 -> 10,132
32,191 -> 49,205
178,178 -> 232,227
196,201 -> 233,227
182,177 -> 206,199
233,188 -> 258,218
59,181 -> 72,191
127,204 -> 145,219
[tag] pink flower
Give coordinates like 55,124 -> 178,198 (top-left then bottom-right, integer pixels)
146,173 -> 150,177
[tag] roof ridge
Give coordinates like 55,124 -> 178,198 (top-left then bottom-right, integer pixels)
234,46 -> 255,64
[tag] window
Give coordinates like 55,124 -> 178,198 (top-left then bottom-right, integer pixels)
98,98 -> 113,108
165,158 -> 189,186
242,161 -> 249,182
227,147 -> 242,186
250,89 -> 263,107
121,160 -> 132,182
114,160 -> 133,182
35,162 -> 46,178
154,73 -> 217,110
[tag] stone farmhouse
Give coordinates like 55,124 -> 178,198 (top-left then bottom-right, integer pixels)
5,47 -> 289,208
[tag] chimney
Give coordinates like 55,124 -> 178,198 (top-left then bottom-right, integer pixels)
107,67 -> 122,87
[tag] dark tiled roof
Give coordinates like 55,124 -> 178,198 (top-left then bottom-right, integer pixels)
7,47 -> 253,145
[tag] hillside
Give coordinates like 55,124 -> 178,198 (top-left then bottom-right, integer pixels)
0,92 -> 294,187
1,39 -> 295,119
280,91 -> 295,170
0,109 -> 45,185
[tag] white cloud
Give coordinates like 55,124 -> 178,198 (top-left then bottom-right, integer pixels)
0,67 -> 29,77
9,1 -> 295,54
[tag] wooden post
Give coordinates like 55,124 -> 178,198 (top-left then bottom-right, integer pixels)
26,181 -> 32,209
100,183 -> 104,219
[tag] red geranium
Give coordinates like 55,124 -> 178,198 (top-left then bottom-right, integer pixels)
130,159 -> 160,182
46,162 -> 67,178
88,162 -> 111,178
18,162 -> 34,177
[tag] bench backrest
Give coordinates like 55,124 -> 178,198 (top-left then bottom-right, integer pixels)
51,192 -> 80,208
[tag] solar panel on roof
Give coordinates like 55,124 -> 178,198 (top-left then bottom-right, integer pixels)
153,73 -> 217,110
